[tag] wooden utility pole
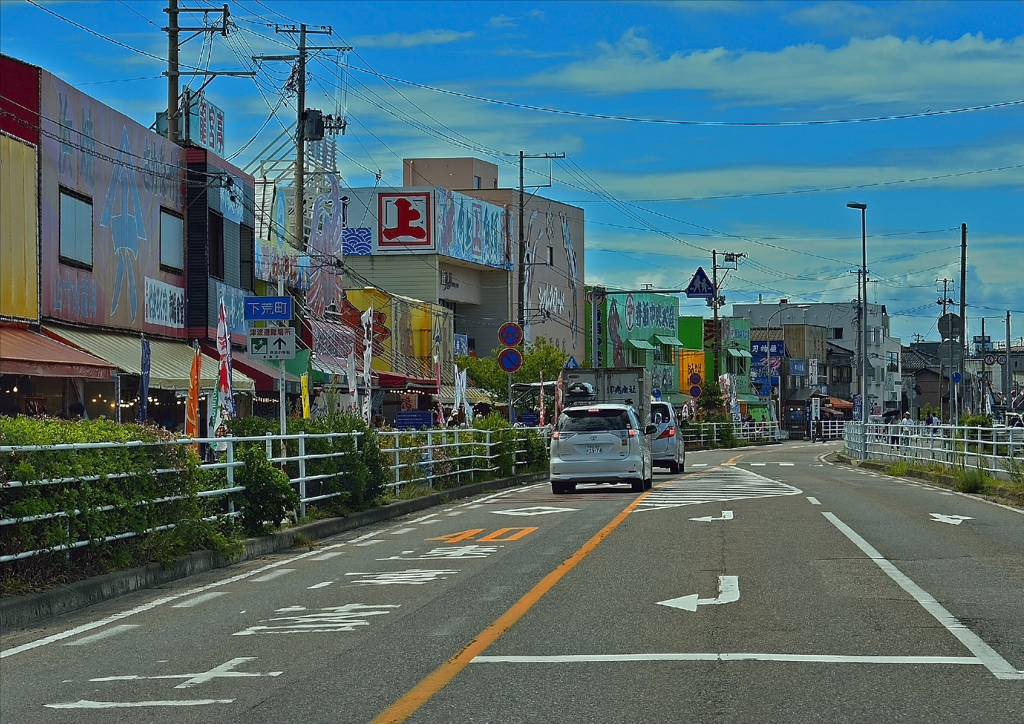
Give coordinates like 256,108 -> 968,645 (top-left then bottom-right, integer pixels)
166,0 -> 179,144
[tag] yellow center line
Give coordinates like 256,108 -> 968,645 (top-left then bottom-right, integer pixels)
372,484 -> 657,724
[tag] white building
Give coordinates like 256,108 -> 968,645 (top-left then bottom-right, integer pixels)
733,300 -> 902,414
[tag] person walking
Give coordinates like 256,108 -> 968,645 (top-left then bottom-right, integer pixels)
900,412 -> 915,453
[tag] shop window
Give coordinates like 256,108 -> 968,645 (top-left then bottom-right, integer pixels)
209,210 -> 224,280
59,189 -> 93,268
160,209 -> 184,272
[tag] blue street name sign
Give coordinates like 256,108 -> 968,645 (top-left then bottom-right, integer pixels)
244,296 -> 292,321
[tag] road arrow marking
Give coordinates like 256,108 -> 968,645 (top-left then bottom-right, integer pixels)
492,506 -> 578,516
658,576 -> 740,612
930,513 -> 973,525
689,511 -> 734,522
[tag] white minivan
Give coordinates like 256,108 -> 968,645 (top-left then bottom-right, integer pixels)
650,401 -> 686,474
549,404 -> 657,493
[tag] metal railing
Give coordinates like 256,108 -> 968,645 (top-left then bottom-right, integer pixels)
843,422 -> 1024,476
0,427 -> 550,563
679,421 -> 792,447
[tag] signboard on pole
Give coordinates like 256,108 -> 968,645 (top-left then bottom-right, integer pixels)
248,327 -> 296,359
244,296 -> 292,322
498,322 -> 524,347
685,267 -> 715,298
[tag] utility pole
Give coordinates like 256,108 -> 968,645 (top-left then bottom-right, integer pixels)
959,223 -> 968,381
1005,311 -> 1012,411
163,3 -> 240,144
710,250 -> 745,382
937,278 -> 954,314
517,151 -> 564,330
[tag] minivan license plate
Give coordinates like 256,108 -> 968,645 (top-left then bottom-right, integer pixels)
586,445 -> 602,454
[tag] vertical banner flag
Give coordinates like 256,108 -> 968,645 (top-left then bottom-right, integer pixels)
555,370 -> 564,416
346,352 -> 359,413
453,364 -> 463,417
361,306 -> 373,424
138,338 -> 151,422
460,368 -> 473,423
539,372 -> 545,426
211,295 -> 236,448
301,374 -> 310,418
186,344 -> 201,442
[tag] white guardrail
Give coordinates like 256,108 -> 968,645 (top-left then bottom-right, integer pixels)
679,420 -> 845,446
843,422 -> 1024,476
0,427 -> 551,563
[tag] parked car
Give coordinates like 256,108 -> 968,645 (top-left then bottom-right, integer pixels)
650,401 -> 685,474
549,404 -> 656,494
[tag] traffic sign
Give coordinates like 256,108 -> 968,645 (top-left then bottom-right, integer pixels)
997,354 -> 1008,365
984,354 -> 996,366
653,389 -> 662,400
498,347 -> 523,373
565,355 -> 579,369
937,313 -> 962,340
248,327 -> 296,360
685,267 -> 715,298
689,372 -> 702,385
690,385 -> 702,398
936,340 -> 963,365
498,322 -> 524,347
952,372 -> 963,384
244,296 -> 292,321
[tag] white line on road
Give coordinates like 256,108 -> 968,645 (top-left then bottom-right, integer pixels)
64,625 -> 139,646
172,592 -> 228,608
307,581 -> 334,589
251,569 -> 294,582
472,653 -> 983,665
46,699 -> 234,709
806,497 -> 821,505
749,463 -> 766,467
390,528 -> 415,535
355,540 -> 384,546
310,551 -> 343,561
779,463 -> 795,466
690,463 -> 708,467
822,512 -> 1023,681
446,511 -> 464,516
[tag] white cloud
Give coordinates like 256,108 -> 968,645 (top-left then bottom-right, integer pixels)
527,30 -> 1024,106
350,29 -> 474,49
489,14 -> 517,28
785,2 -> 894,37
528,9 -> 546,21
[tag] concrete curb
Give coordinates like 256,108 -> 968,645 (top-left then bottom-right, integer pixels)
0,470 -> 548,635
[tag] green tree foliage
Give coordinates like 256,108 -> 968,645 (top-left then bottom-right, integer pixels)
456,336 -> 568,401
697,377 -> 725,418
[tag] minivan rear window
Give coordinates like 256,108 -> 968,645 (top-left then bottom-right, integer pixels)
651,403 -> 672,422
558,409 -> 633,432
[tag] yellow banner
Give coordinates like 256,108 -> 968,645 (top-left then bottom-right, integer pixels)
301,374 -> 310,418
679,349 -> 705,394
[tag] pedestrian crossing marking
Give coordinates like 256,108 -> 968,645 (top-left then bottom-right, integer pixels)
636,467 -> 801,512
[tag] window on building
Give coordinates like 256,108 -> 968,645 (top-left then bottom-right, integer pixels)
887,351 -> 899,372
209,211 -> 225,281
473,175 -> 481,189
827,327 -> 844,340
159,209 -> 184,272
629,348 -> 646,366
546,246 -> 554,265
59,189 -> 93,268
239,223 -> 255,290
492,178 -> 498,189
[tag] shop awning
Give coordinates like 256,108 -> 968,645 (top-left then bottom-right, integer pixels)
827,396 -> 854,410
727,348 -> 753,358
738,394 -> 765,405
44,325 -> 254,392
627,339 -> 656,350
437,385 -> 492,404
0,325 -> 117,379
311,354 -> 348,382
207,344 -> 299,394
652,335 -> 684,347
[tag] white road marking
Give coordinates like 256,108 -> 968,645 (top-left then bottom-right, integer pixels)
355,540 -> 384,546
64,625 -> 139,646
940,492 -> 954,496
930,513 -> 972,525
345,569 -> 458,586
89,657 -> 282,688
311,551 -> 343,561
390,528 -> 415,535
404,514 -> 438,524
778,463 -> 795,466
307,581 -> 334,589
690,463 -> 708,468
823,511 -> 1022,681
658,576 -> 740,612
233,603 -> 400,636
446,511 -> 464,516
749,463 -> 766,467
690,511 -> 734,522
492,506 -> 578,516
465,505 -> 482,509
46,699 -> 234,709
251,569 -> 294,582
172,592 -> 228,608
349,531 -> 384,543
806,497 -> 821,505
638,467 -> 801,512
472,654 -> 983,666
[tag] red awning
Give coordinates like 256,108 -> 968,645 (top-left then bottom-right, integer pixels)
0,325 -> 117,379
827,396 -> 854,410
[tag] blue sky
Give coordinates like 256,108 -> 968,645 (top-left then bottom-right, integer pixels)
2,0 -> 1021,344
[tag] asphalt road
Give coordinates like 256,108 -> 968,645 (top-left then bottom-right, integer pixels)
2,440 -> 1022,723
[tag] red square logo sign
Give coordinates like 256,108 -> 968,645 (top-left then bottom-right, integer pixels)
378,192 -> 432,249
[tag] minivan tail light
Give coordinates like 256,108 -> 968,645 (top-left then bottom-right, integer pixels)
628,429 -> 637,437
657,426 -> 675,440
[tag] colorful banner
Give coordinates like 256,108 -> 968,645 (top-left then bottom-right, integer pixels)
186,345 -> 201,441
301,374 -> 310,419
210,296 -> 236,444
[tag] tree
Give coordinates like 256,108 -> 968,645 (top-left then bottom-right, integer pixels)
696,377 -> 725,419
456,337 -> 568,402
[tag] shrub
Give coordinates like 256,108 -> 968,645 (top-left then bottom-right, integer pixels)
953,465 -> 988,494
233,445 -> 299,536
887,461 -> 909,477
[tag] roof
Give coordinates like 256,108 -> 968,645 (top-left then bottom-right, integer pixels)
785,388 -> 829,402
901,346 -> 941,373
0,325 -> 117,379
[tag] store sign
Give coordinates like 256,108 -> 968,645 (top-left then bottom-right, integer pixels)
144,277 -> 185,329
188,91 -> 225,156
378,192 -> 432,249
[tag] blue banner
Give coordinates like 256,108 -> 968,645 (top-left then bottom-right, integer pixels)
139,339 -> 151,422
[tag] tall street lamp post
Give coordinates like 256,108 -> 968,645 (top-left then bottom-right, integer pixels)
847,202 -> 869,458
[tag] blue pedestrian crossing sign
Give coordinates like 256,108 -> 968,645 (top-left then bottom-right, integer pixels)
685,267 -> 715,298
565,356 -> 579,369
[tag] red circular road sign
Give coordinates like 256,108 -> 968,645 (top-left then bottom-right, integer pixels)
498,322 -> 524,347
498,347 -> 524,373
690,385 -> 702,398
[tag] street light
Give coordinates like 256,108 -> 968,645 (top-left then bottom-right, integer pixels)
846,202 -> 868,432
763,304 -> 808,435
